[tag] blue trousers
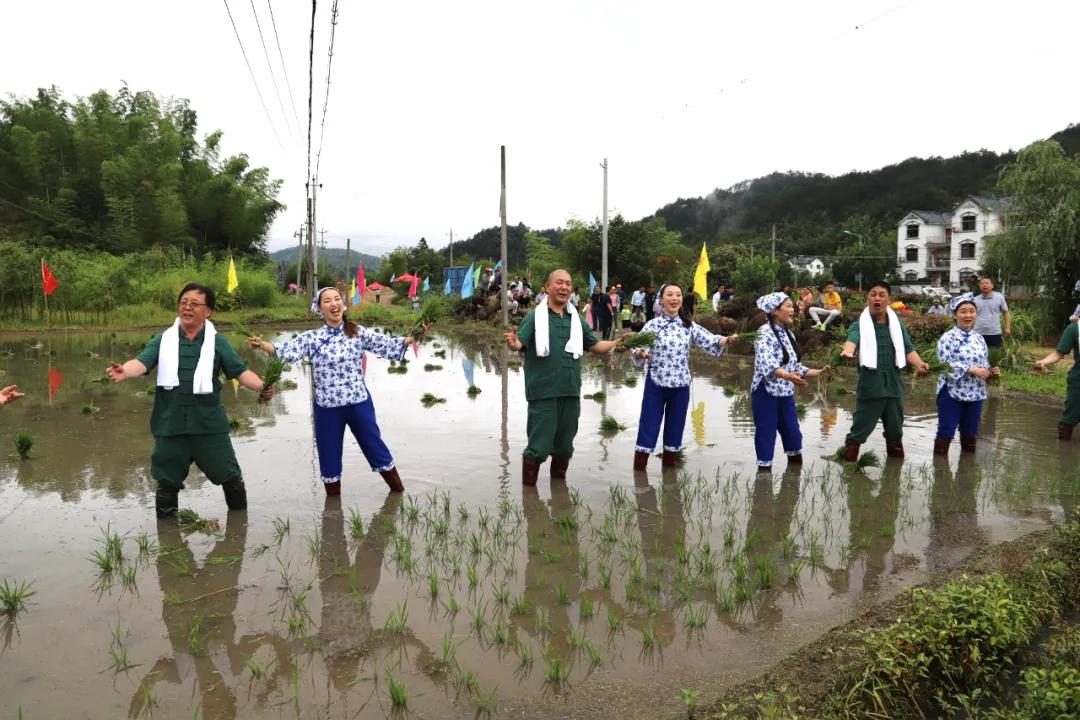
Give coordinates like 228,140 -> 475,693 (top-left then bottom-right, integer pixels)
635,374 -> 690,453
935,387 -> 983,440
312,399 -> 394,483
751,384 -> 802,466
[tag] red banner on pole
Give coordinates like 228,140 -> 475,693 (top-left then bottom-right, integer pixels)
42,261 -> 59,296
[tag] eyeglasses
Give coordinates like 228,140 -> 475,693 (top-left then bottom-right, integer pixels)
178,300 -> 208,309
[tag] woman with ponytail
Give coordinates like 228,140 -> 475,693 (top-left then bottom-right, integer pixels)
631,282 -> 734,470
249,287 -> 426,496
751,292 -> 826,471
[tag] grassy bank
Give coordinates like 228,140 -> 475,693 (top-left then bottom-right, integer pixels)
702,520 -> 1080,719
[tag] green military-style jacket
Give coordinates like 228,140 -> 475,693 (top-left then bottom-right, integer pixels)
1058,322 -> 1080,383
136,327 -> 247,436
846,317 -> 915,400
517,305 -> 599,402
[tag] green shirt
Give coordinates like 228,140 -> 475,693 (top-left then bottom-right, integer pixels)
846,317 -> 915,400
1056,322 -> 1080,382
517,305 -> 599,402
136,327 -> 247,436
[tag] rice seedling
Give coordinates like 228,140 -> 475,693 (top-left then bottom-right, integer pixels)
107,616 -> 135,671
457,668 -> 481,693
516,639 -> 534,666
677,688 -> 701,716
188,614 -> 206,656
607,606 -> 624,632
467,564 -> 480,589
857,450 -> 881,469
420,392 -> 446,407
492,583 -> 510,606
445,595 -> 460,618
272,516 -> 290,543
646,593 -> 662,616
567,623 -> 586,649
717,585 -> 737,614
466,384 -> 482,397
788,558 -> 808,585
754,555 -> 774,590
119,564 -> 138,590
439,632 -> 461,670
623,375 -> 638,387
470,600 -> 489,636
492,616 -> 510,646
597,563 -> 612,590
535,606 -> 551,634
81,399 -> 100,415
423,363 -> 443,371
434,349 -> 447,358
640,625 -> 657,649
620,331 -> 656,350
599,415 -> 626,432
12,433 -> 33,459
555,582 -> 571,605
258,358 -> 285,402
227,416 -> 253,431
386,669 -> 408,708
384,601 -> 409,633
579,598 -> 595,621
685,604 -> 708,629
164,590 -> 183,606
0,578 -> 36,615
139,683 -> 157,713
279,378 -> 298,389
795,401 -> 807,416
583,391 -> 606,401
177,509 -> 219,534
543,655 -> 568,684
135,531 -> 152,557
808,542 -> 825,569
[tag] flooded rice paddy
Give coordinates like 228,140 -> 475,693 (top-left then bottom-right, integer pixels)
0,327 -> 1077,719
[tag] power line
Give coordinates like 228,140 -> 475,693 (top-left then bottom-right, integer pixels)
306,0 -> 316,187
221,0 -> 285,153
266,0 -> 304,134
314,0 -> 339,181
248,0 -> 295,140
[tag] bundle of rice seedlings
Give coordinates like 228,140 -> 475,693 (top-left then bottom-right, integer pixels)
420,393 -> 446,408
177,509 -> 220,534
466,385 -> 482,397
619,332 -> 656,350
232,320 -> 254,337
599,416 -> 626,432
259,358 -> 285,403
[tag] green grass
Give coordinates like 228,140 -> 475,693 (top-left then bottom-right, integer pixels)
0,578 -> 36,614
1000,368 -> 1067,396
386,669 -> 408,708
12,433 -> 33,459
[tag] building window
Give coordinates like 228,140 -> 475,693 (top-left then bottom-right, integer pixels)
904,271 -> 918,281
959,268 -> 977,286
960,242 -> 976,259
905,246 -> 918,262
906,223 -> 919,238
961,214 -> 976,232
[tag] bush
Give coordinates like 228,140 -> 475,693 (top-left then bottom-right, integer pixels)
730,256 -> 780,299
353,304 -> 394,327
901,313 -> 953,344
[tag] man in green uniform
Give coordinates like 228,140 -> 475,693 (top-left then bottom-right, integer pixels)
1034,319 -> 1080,440
107,283 -> 273,517
504,269 -> 624,486
839,281 -> 930,461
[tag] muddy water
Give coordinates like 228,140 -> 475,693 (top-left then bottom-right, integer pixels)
0,328 -> 1076,720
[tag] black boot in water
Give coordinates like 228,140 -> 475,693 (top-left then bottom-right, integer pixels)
222,479 -> 247,511
155,490 -> 179,518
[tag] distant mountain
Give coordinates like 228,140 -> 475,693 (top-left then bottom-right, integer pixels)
268,246 -> 382,274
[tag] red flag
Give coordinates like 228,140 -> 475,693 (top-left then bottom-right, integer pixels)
408,275 -> 419,299
42,261 -> 59,296
357,264 -> 366,296
48,367 -> 63,401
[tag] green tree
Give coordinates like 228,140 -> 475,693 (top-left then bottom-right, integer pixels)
984,140 -> 1080,322
524,230 -> 564,283
730,256 -> 780,298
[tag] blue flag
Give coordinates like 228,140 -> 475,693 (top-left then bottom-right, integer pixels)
462,355 -> 475,387
444,276 -> 452,295
588,271 -> 598,295
461,263 -> 475,298
422,276 -> 429,293
494,259 -> 502,270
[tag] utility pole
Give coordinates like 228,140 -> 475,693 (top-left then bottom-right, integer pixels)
771,223 -> 776,262
449,228 -> 454,267
499,146 -> 509,326
294,226 -> 304,290
306,183 -> 315,305
319,228 -> 328,278
345,237 -> 351,281
600,158 -> 609,292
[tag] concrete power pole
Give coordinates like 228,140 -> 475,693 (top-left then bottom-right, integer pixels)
601,158 -> 609,292
294,226 -> 304,290
771,223 -> 776,262
500,146 -> 509,327
449,228 -> 454,267
345,237 -> 351,282
306,186 -> 315,306
319,228 -> 328,277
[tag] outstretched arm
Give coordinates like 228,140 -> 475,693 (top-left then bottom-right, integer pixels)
106,359 -> 148,383
0,385 -> 25,405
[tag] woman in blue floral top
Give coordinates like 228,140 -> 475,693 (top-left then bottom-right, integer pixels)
631,283 -> 734,470
934,293 -> 1000,455
751,293 -> 826,471
250,287 -> 425,496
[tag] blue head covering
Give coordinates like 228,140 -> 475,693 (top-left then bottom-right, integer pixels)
756,292 -> 789,315
949,292 -> 975,314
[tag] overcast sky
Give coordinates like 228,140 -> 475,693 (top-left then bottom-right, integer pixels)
5,0 -> 1077,255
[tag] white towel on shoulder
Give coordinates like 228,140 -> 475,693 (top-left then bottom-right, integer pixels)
157,318 -> 218,394
534,302 -> 584,359
857,307 -> 905,370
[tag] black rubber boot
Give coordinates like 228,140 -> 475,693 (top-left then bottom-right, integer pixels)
222,479 -> 247,510
787,453 -> 803,465
661,450 -> 678,468
155,490 -> 179,518
959,434 -> 977,453
842,442 -> 860,462
522,457 -> 541,487
933,437 -> 951,456
550,456 -> 569,480
380,467 -> 404,493
885,439 -> 905,458
1059,423 -> 1074,441
633,451 -> 649,470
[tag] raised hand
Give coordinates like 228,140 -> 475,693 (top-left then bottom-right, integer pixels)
504,327 -> 522,351
0,384 -> 25,405
106,362 -> 126,383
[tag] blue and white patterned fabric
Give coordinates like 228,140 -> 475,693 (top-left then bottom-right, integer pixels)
756,292 -> 789,315
751,322 -> 809,396
949,292 -> 975,314
632,314 -> 726,387
936,326 -> 989,401
275,324 -> 406,408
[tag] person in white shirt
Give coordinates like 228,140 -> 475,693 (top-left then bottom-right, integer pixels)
711,287 -> 722,313
631,286 -> 646,312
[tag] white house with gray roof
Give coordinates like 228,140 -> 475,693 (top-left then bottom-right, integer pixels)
896,195 -> 1012,290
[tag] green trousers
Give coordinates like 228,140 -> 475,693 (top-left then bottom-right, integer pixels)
151,433 -> 242,492
524,397 -> 581,462
846,396 -> 905,444
1062,377 -> 1080,426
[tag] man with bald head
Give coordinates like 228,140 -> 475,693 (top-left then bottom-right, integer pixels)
505,269 -> 625,486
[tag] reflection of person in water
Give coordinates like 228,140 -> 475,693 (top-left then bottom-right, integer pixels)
827,460 -> 903,596
317,493 -> 437,691
927,454 -> 984,570
740,467 -> 802,628
131,514 -> 285,719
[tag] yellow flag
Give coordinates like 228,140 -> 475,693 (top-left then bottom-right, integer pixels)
692,243 -> 710,300
227,258 -> 239,293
